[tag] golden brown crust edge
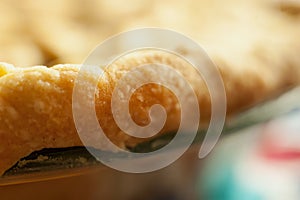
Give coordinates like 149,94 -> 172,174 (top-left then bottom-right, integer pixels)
0,50 -> 299,176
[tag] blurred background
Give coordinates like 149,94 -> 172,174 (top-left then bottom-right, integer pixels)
1,0 -> 300,68
1,0 -> 300,199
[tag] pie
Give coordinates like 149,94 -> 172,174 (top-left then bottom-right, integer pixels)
1,0 -> 300,175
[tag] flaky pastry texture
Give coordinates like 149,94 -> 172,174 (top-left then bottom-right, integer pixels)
1,48 -> 300,175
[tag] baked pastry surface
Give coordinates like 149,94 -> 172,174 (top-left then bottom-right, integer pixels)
1,47 -> 300,175
1,0 -> 300,175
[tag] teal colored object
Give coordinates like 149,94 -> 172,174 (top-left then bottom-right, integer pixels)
198,166 -> 262,200
196,140 -> 265,200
